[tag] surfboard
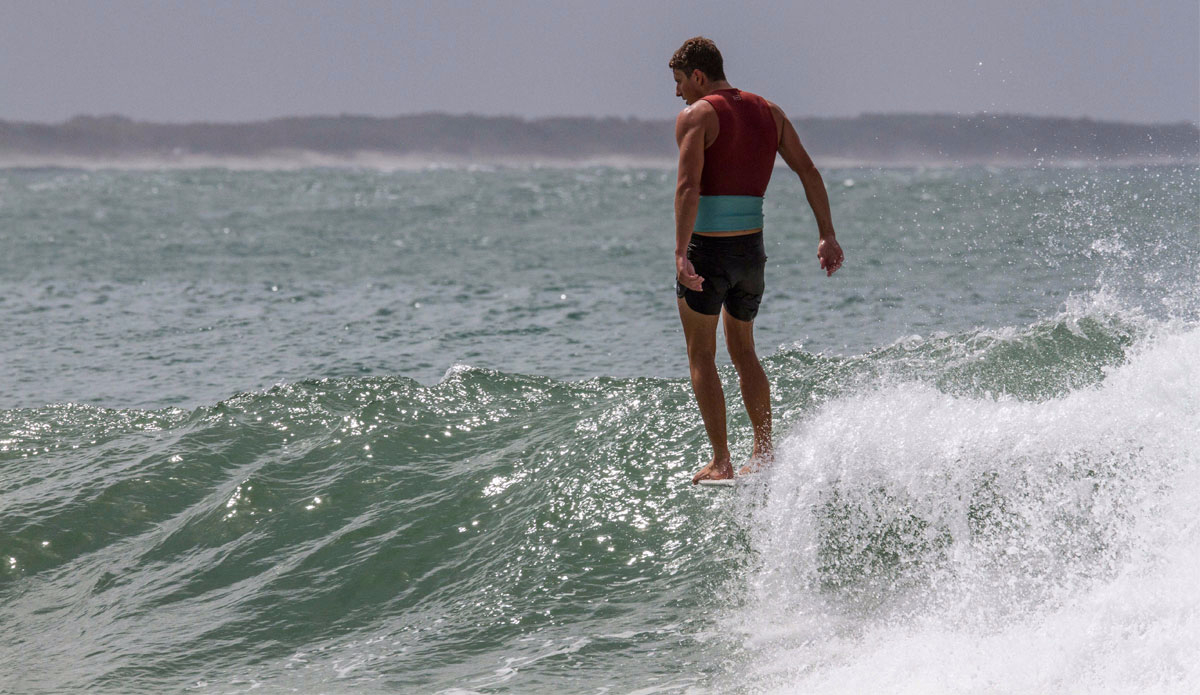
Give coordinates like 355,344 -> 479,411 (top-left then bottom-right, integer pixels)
696,477 -> 737,487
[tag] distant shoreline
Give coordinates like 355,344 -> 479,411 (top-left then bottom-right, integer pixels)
2,112 -> 1196,168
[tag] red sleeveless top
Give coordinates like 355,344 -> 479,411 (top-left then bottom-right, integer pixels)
699,89 -> 779,197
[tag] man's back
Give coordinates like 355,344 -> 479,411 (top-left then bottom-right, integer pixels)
697,89 -> 778,198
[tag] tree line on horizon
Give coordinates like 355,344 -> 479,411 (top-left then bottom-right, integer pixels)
0,112 -> 1196,163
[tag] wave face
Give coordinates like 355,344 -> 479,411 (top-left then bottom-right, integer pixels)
1,164 -> 1197,693
4,306 -> 1196,693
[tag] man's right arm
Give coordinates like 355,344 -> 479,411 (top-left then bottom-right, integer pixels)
674,105 -> 708,291
772,103 -> 844,276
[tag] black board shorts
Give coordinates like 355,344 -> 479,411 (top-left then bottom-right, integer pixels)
675,231 -> 767,322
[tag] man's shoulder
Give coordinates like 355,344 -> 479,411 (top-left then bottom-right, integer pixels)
750,95 -> 786,125
680,98 -> 718,115
676,100 -> 718,127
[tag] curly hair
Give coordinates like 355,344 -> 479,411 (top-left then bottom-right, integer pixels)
669,36 -> 726,81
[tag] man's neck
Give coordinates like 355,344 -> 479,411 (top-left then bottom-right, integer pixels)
702,80 -> 734,96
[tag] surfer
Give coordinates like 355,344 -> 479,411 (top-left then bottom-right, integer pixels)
670,36 -> 843,484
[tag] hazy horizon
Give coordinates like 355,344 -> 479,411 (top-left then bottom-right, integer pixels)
2,1 -> 1197,126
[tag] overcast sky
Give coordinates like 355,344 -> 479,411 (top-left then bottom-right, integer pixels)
2,0 -> 1197,124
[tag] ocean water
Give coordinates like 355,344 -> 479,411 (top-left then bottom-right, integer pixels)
1,163 -> 1197,694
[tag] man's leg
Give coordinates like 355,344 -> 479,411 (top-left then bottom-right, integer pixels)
722,308 -> 773,471
678,298 -> 733,483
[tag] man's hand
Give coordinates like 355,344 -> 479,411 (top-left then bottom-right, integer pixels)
818,237 -> 843,276
676,253 -> 704,291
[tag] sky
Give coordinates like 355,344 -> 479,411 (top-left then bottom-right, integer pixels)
2,0 -> 1197,125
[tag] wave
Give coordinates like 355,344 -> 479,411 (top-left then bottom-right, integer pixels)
726,321 -> 1200,693
1,300 -> 1196,692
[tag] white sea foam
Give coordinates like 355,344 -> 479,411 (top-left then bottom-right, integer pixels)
729,321 -> 1200,693
0,150 -> 678,172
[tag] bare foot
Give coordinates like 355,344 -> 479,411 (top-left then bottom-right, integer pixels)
692,457 -> 734,485
737,452 -> 774,477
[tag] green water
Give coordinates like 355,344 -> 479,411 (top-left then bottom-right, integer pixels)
1,164 -> 1198,693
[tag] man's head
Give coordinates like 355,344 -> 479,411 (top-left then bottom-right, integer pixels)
669,37 -> 726,83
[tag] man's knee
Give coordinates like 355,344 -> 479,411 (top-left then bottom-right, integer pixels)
724,322 -> 757,366
687,338 -> 719,364
727,341 -> 758,371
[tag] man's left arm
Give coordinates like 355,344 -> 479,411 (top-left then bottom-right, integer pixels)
771,102 -> 844,276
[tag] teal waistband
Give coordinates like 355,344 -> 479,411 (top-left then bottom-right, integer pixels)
694,195 -> 764,232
